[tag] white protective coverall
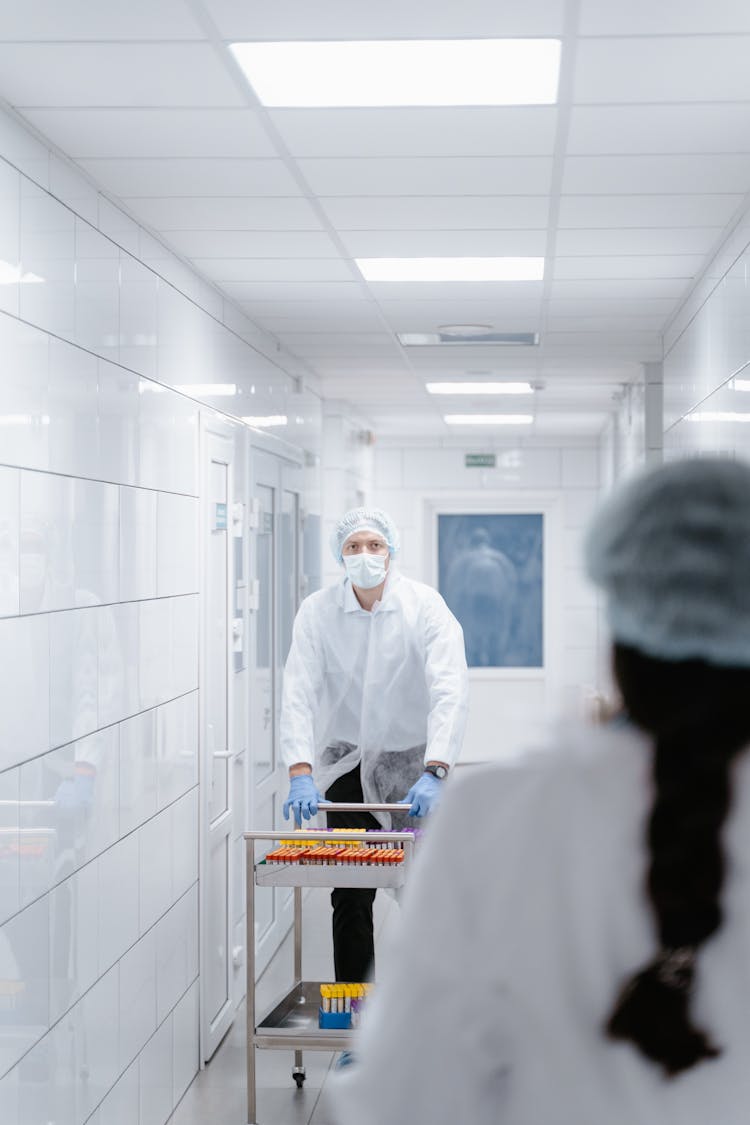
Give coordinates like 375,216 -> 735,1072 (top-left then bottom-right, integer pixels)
330,721 -> 750,1125
280,569 -> 469,827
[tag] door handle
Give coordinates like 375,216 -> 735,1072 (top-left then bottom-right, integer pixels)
213,751 -> 232,760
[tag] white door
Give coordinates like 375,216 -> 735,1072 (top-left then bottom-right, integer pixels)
248,449 -> 303,975
200,418 -> 236,1059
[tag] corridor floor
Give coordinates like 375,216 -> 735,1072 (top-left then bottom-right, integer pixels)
167,888 -> 398,1125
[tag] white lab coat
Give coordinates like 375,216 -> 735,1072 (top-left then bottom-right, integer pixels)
280,569 -> 469,826
330,721 -> 750,1125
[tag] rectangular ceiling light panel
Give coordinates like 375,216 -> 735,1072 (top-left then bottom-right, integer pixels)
357,257 -> 544,282
398,331 -> 540,346
230,40 -> 561,107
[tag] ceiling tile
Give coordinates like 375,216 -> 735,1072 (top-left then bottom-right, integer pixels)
274,333 -> 402,356
165,230 -> 340,257
204,0 -> 565,38
222,280 -> 367,301
579,0 -> 750,35
77,158 -> 301,198
557,194 -> 743,228
554,228 -> 721,255
120,197 -> 323,231
568,104 -> 750,156
546,298 -> 678,317
0,0 -> 204,38
340,229 -> 548,257
20,108 -> 276,159
552,254 -> 705,279
321,196 -> 550,230
550,278 -> 687,300
562,154 -> 750,195
252,312 -> 388,333
0,44 -> 245,107
299,157 -> 553,197
574,37 -> 750,104
190,258 -> 355,282
547,315 -> 667,332
270,107 -> 558,158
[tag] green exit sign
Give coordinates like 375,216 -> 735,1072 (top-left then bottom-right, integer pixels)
465,453 -> 496,468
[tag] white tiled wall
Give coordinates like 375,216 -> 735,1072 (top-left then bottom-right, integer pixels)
0,98 -> 315,1125
372,438 -> 603,763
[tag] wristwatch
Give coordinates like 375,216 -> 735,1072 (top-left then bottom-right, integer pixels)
424,763 -> 449,780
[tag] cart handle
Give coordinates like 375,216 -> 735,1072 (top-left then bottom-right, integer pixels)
318,802 -> 412,813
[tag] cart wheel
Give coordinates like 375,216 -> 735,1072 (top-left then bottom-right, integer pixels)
293,1069 -> 306,1089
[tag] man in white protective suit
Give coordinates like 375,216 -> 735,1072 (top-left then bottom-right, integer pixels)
280,506 -> 469,986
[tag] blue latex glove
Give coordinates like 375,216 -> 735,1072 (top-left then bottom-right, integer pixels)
403,772 -> 443,818
283,774 -> 323,825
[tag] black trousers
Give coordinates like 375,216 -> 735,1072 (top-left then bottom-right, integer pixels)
325,764 -> 380,983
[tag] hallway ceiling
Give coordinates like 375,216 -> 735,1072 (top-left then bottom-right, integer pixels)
2,0 -> 750,438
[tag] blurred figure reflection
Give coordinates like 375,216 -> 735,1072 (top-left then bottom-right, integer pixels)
442,527 -> 518,666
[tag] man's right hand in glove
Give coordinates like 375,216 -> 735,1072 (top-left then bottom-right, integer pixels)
283,770 -> 323,825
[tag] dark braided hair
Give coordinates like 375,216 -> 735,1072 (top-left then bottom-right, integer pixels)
606,642 -> 750,1076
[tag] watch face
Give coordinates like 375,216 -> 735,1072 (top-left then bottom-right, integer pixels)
429,764 -> 447,779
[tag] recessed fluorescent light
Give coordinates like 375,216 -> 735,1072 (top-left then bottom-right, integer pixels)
229,39 -> 561,107
356,257 -> 544,282
686,411 -> 750,423
0,413 -> 50,425
241,415 -> 288,428
174,383 -> 237,397
444,414 -> 534,425
398,330 -> 540,346
427,382 -> 534,396
731,379 -> 750,391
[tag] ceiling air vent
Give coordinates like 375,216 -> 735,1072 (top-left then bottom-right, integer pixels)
397,327 -> 540,347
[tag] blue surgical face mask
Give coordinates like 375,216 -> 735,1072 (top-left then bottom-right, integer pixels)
343,552 -> 387,589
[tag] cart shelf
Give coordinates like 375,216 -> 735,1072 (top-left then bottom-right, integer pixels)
244,803 -> 416,1124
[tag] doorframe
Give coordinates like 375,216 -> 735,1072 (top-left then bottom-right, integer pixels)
198,410 -> 238,1064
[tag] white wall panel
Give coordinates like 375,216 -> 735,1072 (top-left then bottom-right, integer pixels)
156,692 -> 198,810
48,858 -> 99,1024
0,467 -> 19,618
119,256 -> 158,377
119,930 -> 157,1070
49,607 -> 98,746
0,159 -> 19,317
99,360 -> 140,486
139,809 -> 172,934
0,767 -> 19,925
19,182 -> 76,340
96,1060 -> 140,1125
172,979 -> 199,1105
0,316 -> 49,474
157,492 -> 198,597
99,833 -> 139,972
47,337 -> 99,480
19,473 -> 119,613
155,885 -> 198,1023
119,709 -> 158,836
0,897 -> 50,1075
100,600 -> 139,727
171,788 -> 198,903
74,219 -> 119,360
120,486 -> 157,601
139,1016 -> 174,1125
0,613 -> 49,771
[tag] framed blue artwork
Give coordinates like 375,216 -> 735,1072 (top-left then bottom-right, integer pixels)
438,513 -> 544,668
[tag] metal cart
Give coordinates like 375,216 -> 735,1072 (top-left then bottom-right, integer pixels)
243,802 -> 416,1125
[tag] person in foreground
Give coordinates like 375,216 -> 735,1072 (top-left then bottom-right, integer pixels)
330,457 -> 750,1125
280,507 -> 468,987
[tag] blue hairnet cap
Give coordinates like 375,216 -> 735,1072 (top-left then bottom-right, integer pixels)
585,456 -> 750,667
330,507 -> 400,563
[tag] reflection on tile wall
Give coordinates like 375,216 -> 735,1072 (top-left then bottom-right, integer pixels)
0,99 -> 318,1125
